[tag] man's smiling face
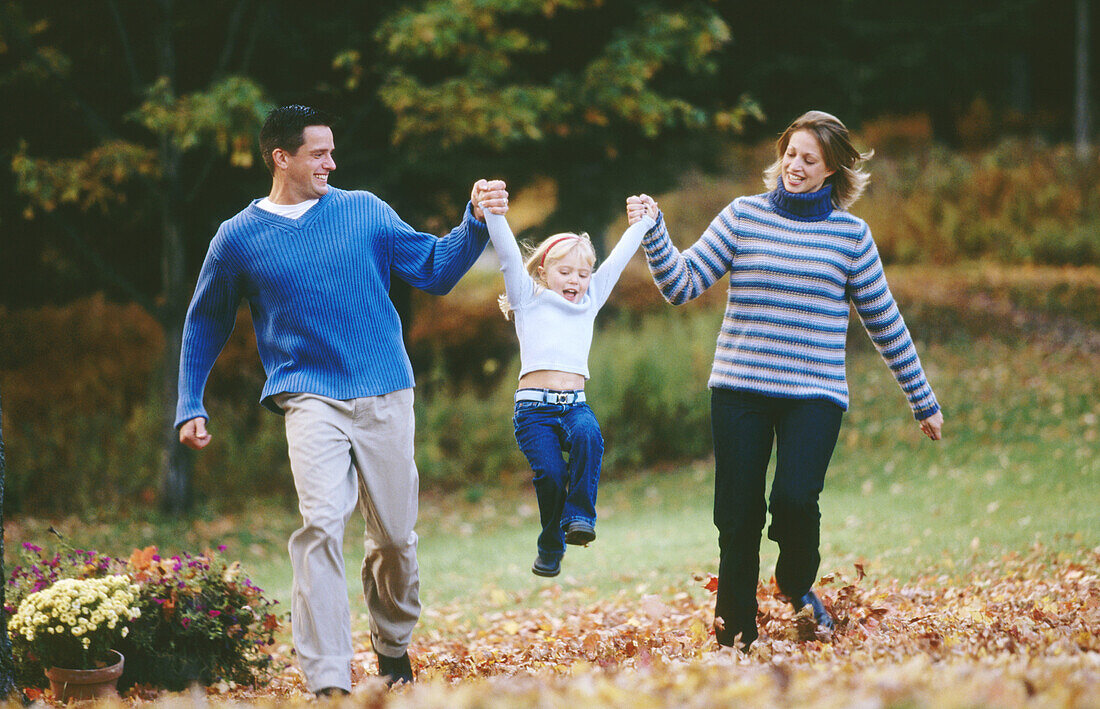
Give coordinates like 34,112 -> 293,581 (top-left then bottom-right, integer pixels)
279,125 -> 335,203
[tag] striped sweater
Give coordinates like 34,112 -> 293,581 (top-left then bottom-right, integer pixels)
642,183 -> 939,419
175,186 -> 489,427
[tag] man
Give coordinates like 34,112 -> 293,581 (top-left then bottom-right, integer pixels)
175,105 -> 507,694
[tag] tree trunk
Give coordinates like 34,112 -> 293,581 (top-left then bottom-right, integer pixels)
158,134 -> 195,514
159,309 -> 194,515
156,0 -> 195,514
0,391 -> 18,700
1076,0 -> 1091,161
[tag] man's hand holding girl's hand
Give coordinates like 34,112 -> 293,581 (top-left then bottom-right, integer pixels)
472,179 -> 509,220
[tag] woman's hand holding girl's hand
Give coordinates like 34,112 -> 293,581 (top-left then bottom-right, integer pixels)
920,410 -> 944,441
626,194 -> 658,225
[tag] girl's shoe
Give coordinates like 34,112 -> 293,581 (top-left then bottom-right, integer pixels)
532,554 -> 561,577
564,520 -> 596,546
794,590 -> 834,630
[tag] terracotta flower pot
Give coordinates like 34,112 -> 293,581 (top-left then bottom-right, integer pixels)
45,649 -> 125,702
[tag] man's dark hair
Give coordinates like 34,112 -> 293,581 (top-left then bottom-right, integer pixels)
258,105 -> 334,174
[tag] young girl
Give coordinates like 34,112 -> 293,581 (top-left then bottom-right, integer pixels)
484,203 -> 657,577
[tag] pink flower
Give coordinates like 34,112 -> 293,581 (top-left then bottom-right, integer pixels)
209,610 -> 221,617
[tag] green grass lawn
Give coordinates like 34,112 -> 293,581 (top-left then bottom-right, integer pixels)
6,266 -> 1098,636
227,335 -> 1097,631
407,310 -> 1099,610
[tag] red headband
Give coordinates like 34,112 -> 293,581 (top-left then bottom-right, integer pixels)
540,236 -> 581,267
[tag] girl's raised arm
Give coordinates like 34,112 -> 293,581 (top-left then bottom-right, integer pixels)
485,211 -> 535,308
590,213 -> 656,309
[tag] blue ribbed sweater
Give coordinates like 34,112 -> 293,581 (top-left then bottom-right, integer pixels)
642,183 -> 939,419
175,187 -> 489,427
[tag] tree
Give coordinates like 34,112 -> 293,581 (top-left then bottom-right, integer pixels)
0,391 -> 15,700
1076,0 -> 1091,160
5,1 -> 271,513
304,0 -> 757,335
335,0 -> 760,242
2,1 -> 756,512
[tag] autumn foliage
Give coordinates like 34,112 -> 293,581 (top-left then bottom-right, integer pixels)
79,546 -> 1097,707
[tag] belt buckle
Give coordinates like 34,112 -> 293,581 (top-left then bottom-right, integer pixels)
554,392 -> 570,404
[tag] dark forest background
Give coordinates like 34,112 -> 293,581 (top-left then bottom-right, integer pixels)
0,0 -> 1096,514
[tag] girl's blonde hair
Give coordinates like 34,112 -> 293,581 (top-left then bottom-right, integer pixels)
762,110 -> 874,210
498,232 -> 596,319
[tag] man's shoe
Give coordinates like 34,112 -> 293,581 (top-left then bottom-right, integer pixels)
564,520 -> 595,546
794,590 -> 834,631
376,650 -> 414,687
532,553 -> 561,577
314,687 -> 349,699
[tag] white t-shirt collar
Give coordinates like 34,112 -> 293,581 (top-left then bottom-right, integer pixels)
256,197 -> 318,220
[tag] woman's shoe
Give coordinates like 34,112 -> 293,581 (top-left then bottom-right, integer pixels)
714,619 -> 757,652
794,590 -> 834,630
712,624 -> 756,650
532,553 -> 562,577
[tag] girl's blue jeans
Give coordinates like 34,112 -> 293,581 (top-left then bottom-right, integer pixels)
513,399 -> 604,560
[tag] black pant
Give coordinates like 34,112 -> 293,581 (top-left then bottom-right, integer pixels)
710,388 -> 843,645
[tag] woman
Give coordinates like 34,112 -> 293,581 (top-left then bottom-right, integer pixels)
627,111 -> 943,650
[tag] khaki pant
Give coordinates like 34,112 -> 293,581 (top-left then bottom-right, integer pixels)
277,390 -> 420,693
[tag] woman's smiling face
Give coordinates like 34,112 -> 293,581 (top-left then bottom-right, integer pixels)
781,129 -> 835,194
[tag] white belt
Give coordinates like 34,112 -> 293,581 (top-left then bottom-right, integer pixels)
515,389 -> 586,405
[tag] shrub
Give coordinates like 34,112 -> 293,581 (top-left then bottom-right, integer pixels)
589,311 -> 715,471
415,364 -> 529,488
118,546 -> 282,691
5,541 -> 283,691
861,138 -> 1100,266
3,130 -> 1099,514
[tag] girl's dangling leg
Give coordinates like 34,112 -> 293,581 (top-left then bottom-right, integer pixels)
560,403 -> 604,544
514,403 -> 568,570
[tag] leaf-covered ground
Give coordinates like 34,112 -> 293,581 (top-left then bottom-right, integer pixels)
73,546 -> 1097,708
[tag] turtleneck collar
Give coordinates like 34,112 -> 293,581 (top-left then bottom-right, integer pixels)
767,179 -> 834,221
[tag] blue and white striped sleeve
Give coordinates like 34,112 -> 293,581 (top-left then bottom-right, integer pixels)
848,226 -> 940,420
641,202 -> 739,305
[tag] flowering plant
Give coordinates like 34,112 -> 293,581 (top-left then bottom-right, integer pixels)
6,540 -> 283,691
8,575 -> 140,670
118,545 -> 282,690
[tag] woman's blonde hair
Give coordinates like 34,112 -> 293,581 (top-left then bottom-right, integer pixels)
498,232 -> 596,318
762,110 -> 873,210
